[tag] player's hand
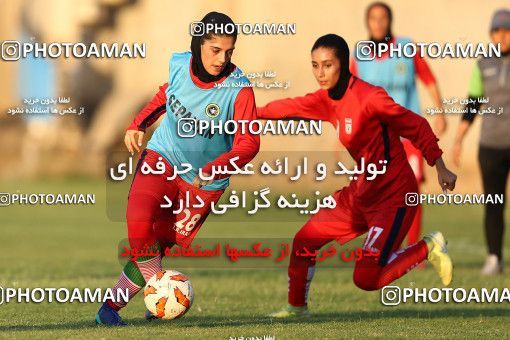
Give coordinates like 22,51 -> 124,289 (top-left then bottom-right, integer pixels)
124,129 -> 145,155
435,157 -> 457,191
434,115 -> 447,137
451,141 -> 462,167
192,174 -> 213,188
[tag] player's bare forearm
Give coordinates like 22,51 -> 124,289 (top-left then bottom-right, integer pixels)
453,120 -> 471,145
451,120 -> 472,167
427,83 -> 447,136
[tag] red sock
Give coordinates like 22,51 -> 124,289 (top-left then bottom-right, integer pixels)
107,299 -> 121,311
406,204 -> 422,246
287,228 -> 332,306
353,240 -> 428,291
288,260 -> 316,307
378,240 -> 428,285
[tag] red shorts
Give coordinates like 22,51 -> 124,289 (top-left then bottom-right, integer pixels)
301,183 -> 417,266
128,149 -> 224,249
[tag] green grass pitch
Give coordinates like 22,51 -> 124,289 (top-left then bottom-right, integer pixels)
0,177 -> 509,339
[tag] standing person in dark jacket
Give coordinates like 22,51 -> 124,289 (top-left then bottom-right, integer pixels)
351,2 -> 447,249
452,9 -> 510,275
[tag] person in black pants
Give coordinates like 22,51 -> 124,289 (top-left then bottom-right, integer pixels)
453,9 -> 510,275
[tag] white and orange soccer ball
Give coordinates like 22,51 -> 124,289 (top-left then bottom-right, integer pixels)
143,270 -> 194,320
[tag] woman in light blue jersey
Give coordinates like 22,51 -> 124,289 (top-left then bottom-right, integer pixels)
96,11 -> 260,326
351,1 -> 447,248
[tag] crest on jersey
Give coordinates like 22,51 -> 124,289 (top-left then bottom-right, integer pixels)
344,118 -> 352,134
205,103 -> 220,118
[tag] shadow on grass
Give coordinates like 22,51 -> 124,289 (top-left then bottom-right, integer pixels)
1,307 -> 509,332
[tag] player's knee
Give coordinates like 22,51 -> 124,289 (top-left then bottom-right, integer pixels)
353,273 -> 378,291
293,224 -> 312,241
293,221 -> 325,245
126,192 -> 158,223
128,223 -> 157,250
291,225 -> 312,250
353,266 -> 383,291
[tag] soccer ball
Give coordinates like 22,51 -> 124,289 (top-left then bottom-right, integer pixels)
143,269 -> 194,320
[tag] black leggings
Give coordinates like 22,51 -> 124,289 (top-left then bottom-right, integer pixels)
478,146 -> 510,260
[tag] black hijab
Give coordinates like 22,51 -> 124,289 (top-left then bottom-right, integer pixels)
312,34 -> 352,100
190,12 -> 237,83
